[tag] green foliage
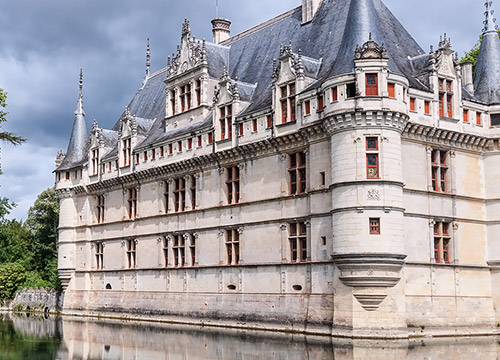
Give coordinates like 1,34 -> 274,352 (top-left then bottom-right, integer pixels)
0,197 -> 16,223
0,88 -> 25,147
0,263 -> 26,300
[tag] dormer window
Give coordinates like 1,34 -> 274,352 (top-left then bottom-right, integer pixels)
179,84 -> 191,112
280,83 -> 296,123
439,78 -> 453,118
122,138 -> 131,167
92,149 -> 99,175
365,74 -> 378,96
195,80 -> 201,106
170,90 -> 176,115
220,105 -> 233,140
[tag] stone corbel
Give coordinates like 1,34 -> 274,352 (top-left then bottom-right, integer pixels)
280,224 -> 288,231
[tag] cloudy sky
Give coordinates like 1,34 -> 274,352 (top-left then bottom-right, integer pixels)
0,0 -> 486,220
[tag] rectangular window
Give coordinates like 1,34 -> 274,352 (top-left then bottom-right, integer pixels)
127,239 -> 136,269
185,84 -> 191,111
108,163 -> 111,172
463,110 -> 469,123
197,135 -> 202,147
317,95 -> 324,112
179,85 -> 186,112
92,149 -> 99,175
252,119 -> 258,132
266,115 -> 273,129
239,123 -> 244,136
170,90 -> 176,115
477,112 -> 482,125
388,83 -> 395,98
410,97 -> 416,111
346,82 -> 356,98
439,93 -> 444,117
160,146 -> 164,157
226,229 -> 240,265
369,218 -> 380,235
320,171 -> 326,186
163,237 -> 168,267
115,160 -> 119,170
220,105 -> 233,140
434,221 -> 451,264
366,137 -> 379,179
169,144 -> 173,155
439,78 -> 453,118
365,74 -> 378,96
304,100 -> 311,115
152,149 -> 156,160
143,151 -> 148,162
280,86 -> 288,123
97,195 -> 105,224
424,101 -> 430,115
188,138 -> 193,150
289,222 -> 307,263
226,166 -> 240,204
491,114 -> 500,127
174,178 -> 186,212
447,94 -> 453,118
178,141 -> 183,152
280,83 -> 296,123
135,154 -> 140,165
128,188 -> 137,219
195,80 -> 201,106
289,152 -> 307,195
173,234 -> 185,267
95,242 -> 104,270
164,181 -> 169,213
66,172 -> 70,180
190,175 -> 196,209
430,150 -> 448,192
331,87 -> 338,102
189,234 -> 196,266
208,132 -> 213,144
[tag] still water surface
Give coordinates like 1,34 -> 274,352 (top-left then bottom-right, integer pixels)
0,313 -> 499,359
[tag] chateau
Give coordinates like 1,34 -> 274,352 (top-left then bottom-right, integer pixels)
55,0 -> 500,338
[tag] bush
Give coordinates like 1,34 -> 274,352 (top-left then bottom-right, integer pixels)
0,263 -> 26,300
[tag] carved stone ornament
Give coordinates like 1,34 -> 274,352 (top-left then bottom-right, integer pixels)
367,189 -> 381,201
354,33 -> 388,60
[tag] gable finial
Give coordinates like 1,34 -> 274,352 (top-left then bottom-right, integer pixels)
146,38 -> 151,77
79,67 -> 83,99
484,1 -> 498,33
75,67 -> 85,116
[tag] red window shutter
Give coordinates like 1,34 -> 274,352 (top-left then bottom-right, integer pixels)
317,95 -> 324,111
424,101 -> 430,114
365,74 -> 378,96
463,110 -> 468,123
252,119 -> 257,132
239,123 -> 244,136
305,100 -> 311,115
388,83 -> 395,98
410,98 -> 415,111
331,87 -> 338,102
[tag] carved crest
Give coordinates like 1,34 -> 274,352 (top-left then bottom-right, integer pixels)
355,33 -> 388,60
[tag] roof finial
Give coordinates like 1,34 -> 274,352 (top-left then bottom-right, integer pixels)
79,67 -> 83,99
75,68 -> 85,116
484,1 -> 498,33
369,32 -> 373,41
146,38 -> 151,77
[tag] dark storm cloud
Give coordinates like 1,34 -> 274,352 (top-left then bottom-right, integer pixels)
0,0 -> 488,219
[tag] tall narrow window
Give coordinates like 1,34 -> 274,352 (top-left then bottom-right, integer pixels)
226,229 -> 240,265
477,112 -> 482,125
127,239 -> 136,269
280,83 -> 296,123
185,84 -> 191,111
388,83 -> 395,98
65,172 -> 70,180
331,87 -> 338,102
143,151 -> 148,162
179,85 -> 186,112
163,237 -> 168,267
239,123 -> 244,136
317,95 -> 324,112
97,195 -> 105,224
92,149 -> 99,175
189,234 -> 196,266
188,138 -> 193,150
178,141 -> 183,152
410,97 -> 416,111
152,149 -> 156,160
366,137 -> 379,179
173,235 -> 185,267
266,115 -> 273,129
365,74 -> 378,96
197,135 -> 202,147
289,222 -> 307,263
170,90 -> 176,115
434,222 -> 451,264
160,146 -> 164,157
439,78 -> 453,118
226,166 -> 240,204
220,105 -> 233,140
252,119 -> 258,132
195,80 -> 201,106
424,101 -> 430,115
369,218 -> 380,235
164,181 -> 169,213
304,100 -> 311,115
430,150 -> 448,192
128,188 -> 137,219
174,178 -> 186,212
190,175 -> 196,209
346,83 -> 356,98
95,242 -> 104,270
208,132 -> 213,145
123,138 -> 131,166
463,109 -> 469,123
289,152 -> 306,195
169,144 -> 173,155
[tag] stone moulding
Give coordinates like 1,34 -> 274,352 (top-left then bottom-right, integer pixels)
332,253 -> 406,310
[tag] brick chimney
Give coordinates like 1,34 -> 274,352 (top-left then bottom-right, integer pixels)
302,0 -> 323,24
211,18 -> 231,44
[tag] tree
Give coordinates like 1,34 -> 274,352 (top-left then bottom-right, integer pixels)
0,89 -> 25,147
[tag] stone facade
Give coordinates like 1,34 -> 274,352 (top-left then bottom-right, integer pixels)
55,0 -> 500,338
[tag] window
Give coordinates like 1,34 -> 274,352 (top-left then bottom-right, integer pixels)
189,234 -> 196,266
160,146 -> 164,157
410,97 -> 416,111
317,95 -> 324,112
280,83 -> 296,123
92,149 -> 99,175
174,178 -> 186,212
346,82 -> 356,98
369,218 -> 380,235
195,80 -> 201,106
366,137 -> 379,179
225,229 -> 240,265
163,237 -> 168,267
127,239 -> 136,269
179,84 -> 191,112
388,83 -> 395,98
143,151 -> 148,162
170,90 -> 176,115
128,188 -> 137,219
430,150 -> 448,192
188,138 -> 193,150
197,135 -> 202,147
101,163 -> 106,174
289,152 -> 306,195
164,181 -> 169,213
320,171 -> 326,186
220,105 -> 233,140
434,222 -> 451,264
239,123 -> 244,136
463,109 -> 469,123
252,119 -> 258,132
491,114 -> 500,127
439,78 -> 453,118
65,172 -> 70,180
331,87 -> 338,102
152,149 -> 156,160
477,112 -> 482,125
169,144 -> 173,155
108,162 -> 111,172
178,141 -> 183,152
365,74 -> 378,96
304,100 -> 311,115
424,101 -> 430,115
190,175 -> 196,209
173,234 -> 185,267
208,132 -> 213,145
289,222 -> 307,263
122,138 -> 131,166
97,195 -> 105,224
95,242 -> 104,270
226,166 -> 240,204
135,153 -> 140,165
266,115 -> 273,129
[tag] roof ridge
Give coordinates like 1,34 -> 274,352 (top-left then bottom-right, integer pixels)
221,6 -> 301,45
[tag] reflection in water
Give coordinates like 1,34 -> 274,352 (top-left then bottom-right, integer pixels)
0,313 -> 499,359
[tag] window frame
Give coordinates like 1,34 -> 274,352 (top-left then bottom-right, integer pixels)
289,222 -> 307,263
366,137 -> 379,180
97,195 -> 105,224
226,166 -> 240,204
95,242 -> 104,270
226,229 -> 240,265
289,152 -> 307,195
126,239 -> 137,269
365,74 -> 378,96
127,188 -> 137,220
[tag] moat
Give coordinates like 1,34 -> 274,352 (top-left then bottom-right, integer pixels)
0,313 -> 499,359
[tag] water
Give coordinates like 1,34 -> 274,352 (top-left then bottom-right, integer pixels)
0,313 -> 499,359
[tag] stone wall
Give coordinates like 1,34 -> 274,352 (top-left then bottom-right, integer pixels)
12,288 -> 59,313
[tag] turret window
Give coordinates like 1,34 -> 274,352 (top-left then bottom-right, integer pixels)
410,97 -> 416,111
123,138 -> 131,166
369,218 -> 381,235
317,95 -> 324,112
92,149 -> 99,175
424,101 -> 430,115
463,109 -> 469,123
331,87 -> 338,102
280,83 -> 296,123
366,137 -> 379,179
304,100 -> 311,115
477,112 -> 483,125
439,78 -> 453,118
491,114 -> 500,127
220,105 -> 233,140
388,83 -> 395,98
365,74 -> 378,96
346,83 -> 356,98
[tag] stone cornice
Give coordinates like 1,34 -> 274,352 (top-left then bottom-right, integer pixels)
403,122 -> 489,151
323,110 -> 408,135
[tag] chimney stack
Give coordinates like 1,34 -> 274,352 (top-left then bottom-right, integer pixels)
302,0 -> 323,24
211,18 -> 231,44
461,61 -> 474,94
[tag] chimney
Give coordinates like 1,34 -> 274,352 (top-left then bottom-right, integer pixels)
302,0 -> 323,24
211,18 -> 231,44
461,61 -> 474,94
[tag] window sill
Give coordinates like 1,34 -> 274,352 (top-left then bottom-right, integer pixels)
440,116 -> 460,123
276,120 -> 297,128
216,137 -> 232,144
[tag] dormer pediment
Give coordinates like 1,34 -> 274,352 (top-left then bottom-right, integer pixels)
119,108 -> 137,139
434,35 -> 459,78
273,44 -> 321,86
